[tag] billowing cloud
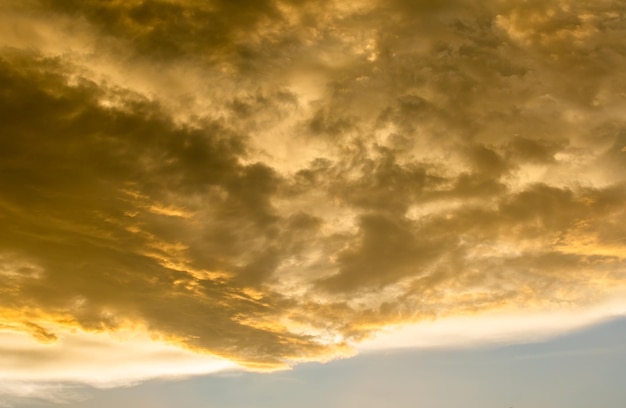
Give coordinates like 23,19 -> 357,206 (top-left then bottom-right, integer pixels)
1,0 -> 625,401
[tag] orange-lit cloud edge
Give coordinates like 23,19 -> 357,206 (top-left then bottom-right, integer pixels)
1,0 -> 625,401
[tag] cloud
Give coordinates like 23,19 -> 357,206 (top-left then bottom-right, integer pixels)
0,326 -> 235,384
1,0 -> 626,401
0,49 -> 349,370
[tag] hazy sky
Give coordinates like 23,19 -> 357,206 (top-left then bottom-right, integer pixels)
1,0 -> 625,406
6,316 -> 626,408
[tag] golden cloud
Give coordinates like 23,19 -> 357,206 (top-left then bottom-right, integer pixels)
1,0 -> 625,393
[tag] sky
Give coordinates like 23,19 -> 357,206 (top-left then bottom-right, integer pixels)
5,316 -> 626,408
0,0 -> 625,406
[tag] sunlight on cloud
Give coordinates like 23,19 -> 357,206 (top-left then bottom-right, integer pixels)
1,0 -> 626,402
0,325 -> 237,385
358,294 -> 626,351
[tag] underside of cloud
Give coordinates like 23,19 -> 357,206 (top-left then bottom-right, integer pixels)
1,0 -> 625,392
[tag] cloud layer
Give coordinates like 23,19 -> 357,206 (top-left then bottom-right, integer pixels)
1,0 -> 625,389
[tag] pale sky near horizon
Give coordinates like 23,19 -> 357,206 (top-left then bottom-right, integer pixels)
5,316 -> 626,407
0,0 -> 625,406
